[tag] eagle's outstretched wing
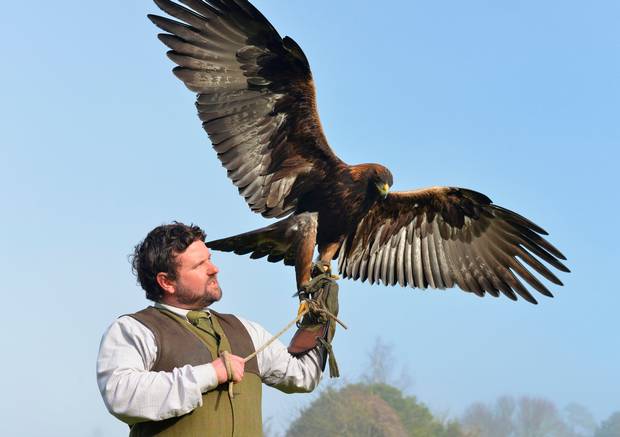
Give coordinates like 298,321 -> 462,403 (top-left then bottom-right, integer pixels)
149,0 -> 343,218
338,187 -> 569,304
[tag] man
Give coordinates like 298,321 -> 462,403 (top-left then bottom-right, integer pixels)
97,222 -> 336,436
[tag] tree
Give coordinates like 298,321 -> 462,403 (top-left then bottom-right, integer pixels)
595,411 -> 620,437
514,396 -> 565,437
367,383 -> 464,437
363,337 -> 397,385
461,397 -> 515,437
285,383 -> 466,437
461,395 -> 590,437
462,401 -> 494,437
563,403 -> 596,437
285,384 -> 408,437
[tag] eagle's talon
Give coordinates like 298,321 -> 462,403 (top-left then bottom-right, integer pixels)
297,300 -> 309,318
295,280 -> 311,299
312,261 -> 332,277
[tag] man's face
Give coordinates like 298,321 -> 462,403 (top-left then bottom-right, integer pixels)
170,240 -> 222,309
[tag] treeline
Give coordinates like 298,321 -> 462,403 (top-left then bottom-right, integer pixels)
271,340 -> 619,437
460,396 -> 619,437
281,383 -> 619,437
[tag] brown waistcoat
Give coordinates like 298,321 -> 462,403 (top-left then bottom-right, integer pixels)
126,306 -> 262,437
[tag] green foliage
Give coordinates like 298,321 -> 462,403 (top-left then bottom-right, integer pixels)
366,383 -> 463,437
594,412 -> 620,437
285,382 -> 465,437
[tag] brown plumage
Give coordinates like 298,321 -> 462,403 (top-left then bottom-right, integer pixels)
149,0 -> 569,303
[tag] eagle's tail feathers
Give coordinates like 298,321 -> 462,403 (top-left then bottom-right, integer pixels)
206,212 -> 318,267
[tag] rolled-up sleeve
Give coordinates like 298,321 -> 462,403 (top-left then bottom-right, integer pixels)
96,316 -> 219,424
238,318 -> 324,393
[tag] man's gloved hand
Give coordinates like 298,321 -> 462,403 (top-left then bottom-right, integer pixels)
288,272 -> 340,377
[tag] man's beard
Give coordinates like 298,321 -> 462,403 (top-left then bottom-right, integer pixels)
176,284 -> 222,308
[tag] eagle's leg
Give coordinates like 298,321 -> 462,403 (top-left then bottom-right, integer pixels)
294,215 -> 319,296
295,241 -> 315,293
315,241 -> 342,278
294,236 -> 316,318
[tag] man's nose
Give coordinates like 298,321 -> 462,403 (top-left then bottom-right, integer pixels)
207,262 -> 219,275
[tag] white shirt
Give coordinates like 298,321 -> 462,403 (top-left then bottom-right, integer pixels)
96,303 -> 323,425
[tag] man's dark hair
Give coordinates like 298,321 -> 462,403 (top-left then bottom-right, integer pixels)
131,222 -> 206,302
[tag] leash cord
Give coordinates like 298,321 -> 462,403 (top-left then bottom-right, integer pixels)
224,298 -> 347,398
224,307 -> 310,399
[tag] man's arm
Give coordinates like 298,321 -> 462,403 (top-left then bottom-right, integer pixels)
96,316 -> 219,424
238,318 -> 324,393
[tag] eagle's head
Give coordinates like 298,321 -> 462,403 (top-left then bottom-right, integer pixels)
371,164 -> 393,199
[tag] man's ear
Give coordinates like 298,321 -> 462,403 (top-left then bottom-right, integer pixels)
156,272 -> 176,296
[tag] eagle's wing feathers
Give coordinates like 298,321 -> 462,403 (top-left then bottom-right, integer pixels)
150,0 -> 342,218
338,187 -> 568,304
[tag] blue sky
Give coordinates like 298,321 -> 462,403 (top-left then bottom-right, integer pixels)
1,1 -> 618,435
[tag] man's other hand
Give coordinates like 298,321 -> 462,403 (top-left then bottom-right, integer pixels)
212,354 -> 245,384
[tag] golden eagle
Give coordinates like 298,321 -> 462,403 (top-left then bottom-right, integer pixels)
149,0 -> 569,304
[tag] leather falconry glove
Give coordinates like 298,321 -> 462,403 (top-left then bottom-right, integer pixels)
288,271 -> 340,377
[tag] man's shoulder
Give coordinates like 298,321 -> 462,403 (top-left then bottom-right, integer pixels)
121,305 -> 157,319
105,307 -> 154,333
228,314 -> 271,345
100,311 -> 157,348
233,315 -> 262,329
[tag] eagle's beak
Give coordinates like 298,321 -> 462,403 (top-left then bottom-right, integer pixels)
377,183 -> 390,199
